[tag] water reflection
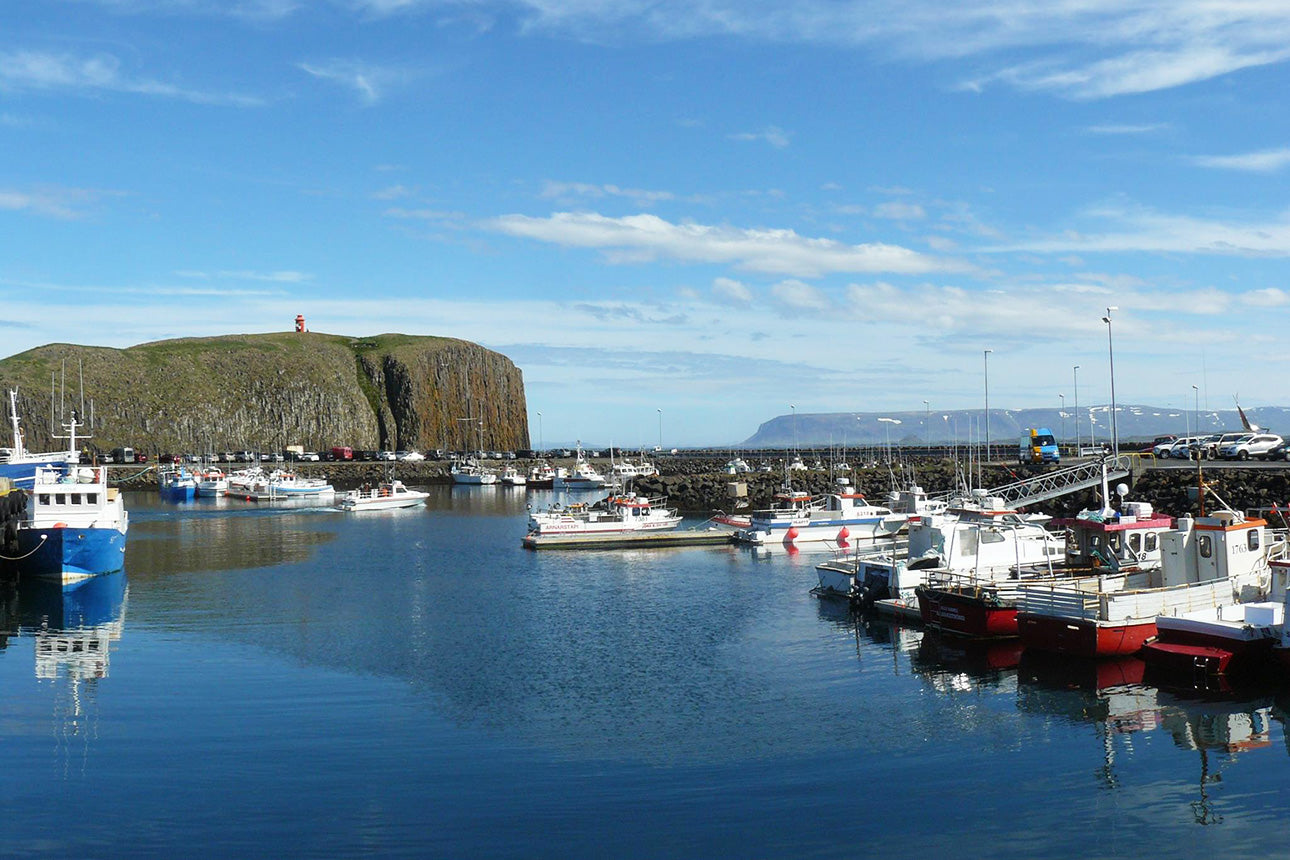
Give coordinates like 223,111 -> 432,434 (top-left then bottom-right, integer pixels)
13,573 -> 128,777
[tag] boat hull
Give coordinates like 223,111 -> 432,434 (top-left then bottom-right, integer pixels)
159,484 -> 197,502
10,525 -> 127,585
452,474 -> 497,485
916,587 -> 1018,638
741,516 -> 902,547
1018,612 -> 1156,658
338,495 -> 428,512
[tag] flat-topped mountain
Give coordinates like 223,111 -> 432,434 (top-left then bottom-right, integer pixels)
0,332 -> 529,455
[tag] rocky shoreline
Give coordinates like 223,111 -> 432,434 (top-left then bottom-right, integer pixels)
106,456 -> 1290,521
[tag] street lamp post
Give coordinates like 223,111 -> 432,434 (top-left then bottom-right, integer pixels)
983,349 -> 993,464
923,400 -> 930,453
657,408 -> 662,452
1192,385 -> 1200,448
877,417 -> 901,464
1101,307 -> 1119,457
537,411 -> 543,456
1059,394 -> 1065,447
791,404 -> 797,456
1073,365 -> 1081,456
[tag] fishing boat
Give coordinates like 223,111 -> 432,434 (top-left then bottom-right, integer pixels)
525,492 -> 682,537
157,464 -> 198,502
335,480 -> 429,512
915,501 -> 1176,639
813,490 -> 1058,619
553,446 -> 607,491
499,465 -> 528,486
737,485 -> 907,548
1140,557 -> 1290,684
4,465 -> 128,586
451,458 -> 497,485
194,465 -> 228,497
1018,509 -> 1287,658
232,469 -> 334,501
525,462 -> 564,489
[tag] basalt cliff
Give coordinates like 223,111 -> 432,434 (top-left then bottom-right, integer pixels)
0,332 -> 528,454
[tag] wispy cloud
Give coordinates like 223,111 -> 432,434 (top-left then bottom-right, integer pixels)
0,50 -> 263,106
729,126 -> 790,148
540,180 -> 675,205
873,201 -> 926,221
712,277 -> 753,304
484,211 -> 972,277
176,270 -> 313,283
1190,147 -> 1290,172
1086,123 -> 1169,135
993,203 -> 1290,257
298,59 -> 408,104
0,186 -> 122,219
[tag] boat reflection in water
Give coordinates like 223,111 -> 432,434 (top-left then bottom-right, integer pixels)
17,572 -> 128,770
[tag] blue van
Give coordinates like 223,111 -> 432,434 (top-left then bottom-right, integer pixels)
1019,428 -> 1060,464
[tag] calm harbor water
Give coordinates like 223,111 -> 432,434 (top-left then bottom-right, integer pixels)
3,487 -> 1290,858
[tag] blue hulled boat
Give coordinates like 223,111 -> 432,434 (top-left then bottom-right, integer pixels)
157,465 -> 198,502
8,465 -> 129,586
0,389 -> 78,485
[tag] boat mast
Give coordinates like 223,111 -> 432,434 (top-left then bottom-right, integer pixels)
7,389 -> 25,455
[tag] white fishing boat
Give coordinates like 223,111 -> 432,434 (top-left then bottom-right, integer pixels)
499,465 -> 527,486
233,468 -> 334,501
526,492 -> 682,537
526,462 -> 564,489
194,465 -> 228,497
737,486 -> 905,548
813,490 -> 1058,615
553,445 -> 606,491
451,458 -> 497,485
335,479 -> 429,512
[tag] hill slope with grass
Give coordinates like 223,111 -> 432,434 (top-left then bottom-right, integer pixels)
0,332 -> 528,455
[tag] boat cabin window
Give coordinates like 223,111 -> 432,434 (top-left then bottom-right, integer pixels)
1198,534 -> 1213,558
1249,530 -> 1260,551
1108,533 -> 1123,553
87,493 -> 98,504
69,493 -> 81,505
1145,533 -> 1158,552
39,494 -> 50,505
55,493 -> 66,505
1128,533 -> 1141,554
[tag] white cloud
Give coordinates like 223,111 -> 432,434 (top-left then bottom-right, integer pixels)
1190,147 -> 1290,172
1086,123 -> 1168,135
1243,288 -> 1290,306
371,184 -> 415,200
484,211 -> 971,277
772,279 -> 829,310
992,204 -> 1290,257
712,277 -> 753,303
298,59 -> 407,104
0,186 -> 121,219
176,270 -> 313,283
729,126 -> 790,148
0,50 -> 263,106
540,181 -> 675,205
873,201 -> 926,220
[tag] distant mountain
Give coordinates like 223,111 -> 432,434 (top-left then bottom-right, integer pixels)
741,405 -> 1290,449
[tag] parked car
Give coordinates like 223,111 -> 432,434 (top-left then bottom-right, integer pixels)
1165,437 -> 1202,459
397,450 -> 425,461
378,451 -> 397,461
1220,433 -> 1284,460
1266,441 -> 1290,461
1193,432 -> 1244,460
300,451 -> 321,462
1148,435 -> 1178,456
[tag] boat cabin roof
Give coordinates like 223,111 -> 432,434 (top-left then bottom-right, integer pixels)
1050,514 -> 1175,532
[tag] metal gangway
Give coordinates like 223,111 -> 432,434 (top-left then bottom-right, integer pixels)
984,456 -> 1132,509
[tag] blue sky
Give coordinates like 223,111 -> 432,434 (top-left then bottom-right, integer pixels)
4,1 -> 1290,447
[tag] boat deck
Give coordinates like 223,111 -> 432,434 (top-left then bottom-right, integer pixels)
521,529 -> 735,551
